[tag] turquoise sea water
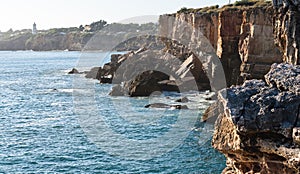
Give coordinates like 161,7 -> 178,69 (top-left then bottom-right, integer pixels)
0,51 -> 225,173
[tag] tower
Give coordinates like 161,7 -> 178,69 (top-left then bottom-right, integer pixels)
32,22 -> 37,34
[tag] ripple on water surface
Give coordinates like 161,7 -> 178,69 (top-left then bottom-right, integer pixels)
0,51 -> 225,173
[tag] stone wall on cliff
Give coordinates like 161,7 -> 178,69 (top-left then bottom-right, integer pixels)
273,0 -> 300,65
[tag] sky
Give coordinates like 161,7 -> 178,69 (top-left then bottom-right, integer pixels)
0,0 -> 236,31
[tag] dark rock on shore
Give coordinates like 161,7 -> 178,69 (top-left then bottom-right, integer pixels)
109,84 -> 126,96
105,39 -> 212,96
109,70 -> 170,97
85,67 -> 100,79
175,97 -> 189,103
145,103 -> 188,109
124,70 -> 169,97
158,80 -> 180,92
68,68 -> 79,74
211,63 -> 300,173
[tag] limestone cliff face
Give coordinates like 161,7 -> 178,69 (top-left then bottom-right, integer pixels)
273,0 -> 300,65
239,6 -> 283,81
217,9 -> 244,85
159,3 -> 283,86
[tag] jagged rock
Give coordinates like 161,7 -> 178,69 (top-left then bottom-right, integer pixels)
212,63 -> 300,173
68,68 -> 79,74
108,41 -> 211,95
265,63 -> 300,94
175,54 -> 210,86
84,53 -> 125,83
145,103 -> 188,109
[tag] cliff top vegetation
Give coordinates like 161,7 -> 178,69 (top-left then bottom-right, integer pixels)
177,0 -> 272,14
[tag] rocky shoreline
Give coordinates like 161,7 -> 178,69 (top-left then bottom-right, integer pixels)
71,1 -> 300,173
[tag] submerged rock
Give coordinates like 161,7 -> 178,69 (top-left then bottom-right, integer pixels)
175,97 -> 189,103
211,63 -> 300,173
145,103 -> 188,109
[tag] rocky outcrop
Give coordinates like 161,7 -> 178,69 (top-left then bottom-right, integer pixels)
211,63 -> 300,173
107,45 -> 210,96
273,0 -> 300,65
99,2 -> 285,97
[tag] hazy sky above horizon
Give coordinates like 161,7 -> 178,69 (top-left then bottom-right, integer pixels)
0,0 -> 236,31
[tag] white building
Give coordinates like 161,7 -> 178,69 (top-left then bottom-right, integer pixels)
32,22 -> 37,34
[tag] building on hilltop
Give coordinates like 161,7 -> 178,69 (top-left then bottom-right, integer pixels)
32,22 -> 37,34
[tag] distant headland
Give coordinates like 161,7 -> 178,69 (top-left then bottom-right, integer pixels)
0,20 -> 158,51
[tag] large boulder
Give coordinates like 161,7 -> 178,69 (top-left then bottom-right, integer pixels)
211,63 -> 300,173
109,70 -> 169,97
124,70 -> 169,97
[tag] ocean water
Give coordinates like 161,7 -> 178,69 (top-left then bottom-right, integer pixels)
0,51 -> 225,173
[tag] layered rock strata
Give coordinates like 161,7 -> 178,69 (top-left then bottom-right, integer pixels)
159,2 -> 283,86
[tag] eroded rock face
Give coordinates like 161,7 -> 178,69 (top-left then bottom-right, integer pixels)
217,9 -> 244,85
273,0 -> 300,64
212,63 -> 300,173
239,6 -> 283,81
160,2 -> 283,86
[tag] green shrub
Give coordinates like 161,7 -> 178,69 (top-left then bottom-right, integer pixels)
177,7 -> 189,13
232,0 -> 271,7
234,0 -> 256,6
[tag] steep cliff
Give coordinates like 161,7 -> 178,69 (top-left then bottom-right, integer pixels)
273,0 -> 300,65
209,1 -> 300,173
159,1 -> 283,86
239,5 -> 283,81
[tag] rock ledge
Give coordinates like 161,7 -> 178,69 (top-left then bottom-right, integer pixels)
212,63 -> 300,173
